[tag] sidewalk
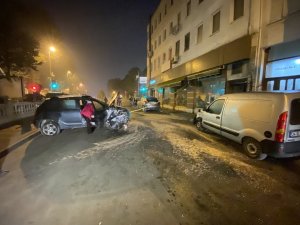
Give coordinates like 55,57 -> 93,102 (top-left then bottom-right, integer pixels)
0,124 -> 39,154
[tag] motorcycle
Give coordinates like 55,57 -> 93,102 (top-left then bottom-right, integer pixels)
104,106 -> 130,131
103,93 -> 130,131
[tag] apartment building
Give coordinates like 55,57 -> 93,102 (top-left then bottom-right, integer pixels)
259,0 -> 300,92
146,0 -> 300,111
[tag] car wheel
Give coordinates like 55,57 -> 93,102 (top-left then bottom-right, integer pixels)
242,137 -> 267,160
195,118 -> 206,132
143,108 -> 147,112
41,121 -> 60,136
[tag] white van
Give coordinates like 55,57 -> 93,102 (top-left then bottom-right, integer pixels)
194,91 -> 300,160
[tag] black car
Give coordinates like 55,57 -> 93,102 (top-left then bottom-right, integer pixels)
34,95 -> 107,136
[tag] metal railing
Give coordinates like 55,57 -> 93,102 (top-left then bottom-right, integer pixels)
0,101 -> 42,126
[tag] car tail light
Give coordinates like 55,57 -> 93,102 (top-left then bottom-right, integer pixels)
275,111 -> 288,143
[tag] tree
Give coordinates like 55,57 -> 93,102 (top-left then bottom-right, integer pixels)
97,89 -> 106,100
0,0 -> 42,80
107,67 -> 142,96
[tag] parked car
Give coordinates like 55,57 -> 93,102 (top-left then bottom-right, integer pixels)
23,93 -> 45,102
45,92 -> 66,99
143,96 -> 160,112
34,95 -> 107,136
194,91 -> 300,160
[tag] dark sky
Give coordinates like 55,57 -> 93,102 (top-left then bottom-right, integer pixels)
40,0 -> 159,95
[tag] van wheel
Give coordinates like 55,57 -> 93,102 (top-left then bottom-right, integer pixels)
41,121 -> 60,136
196,118 -> 206,132
242,138 -> 267,160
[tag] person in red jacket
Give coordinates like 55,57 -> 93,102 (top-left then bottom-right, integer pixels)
80,100 -> 95,133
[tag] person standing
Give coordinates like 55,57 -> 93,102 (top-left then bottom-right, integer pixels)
80,100 -> 95,133
117,92 -> 123,106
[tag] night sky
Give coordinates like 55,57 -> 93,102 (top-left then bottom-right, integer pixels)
40,0 -> 160,95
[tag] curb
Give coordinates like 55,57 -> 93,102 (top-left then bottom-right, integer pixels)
0,130 -> 40,159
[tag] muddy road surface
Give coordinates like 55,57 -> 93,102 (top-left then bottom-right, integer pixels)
0,110 -> 300,225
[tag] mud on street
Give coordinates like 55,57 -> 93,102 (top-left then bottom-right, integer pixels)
1,110 -> 300,225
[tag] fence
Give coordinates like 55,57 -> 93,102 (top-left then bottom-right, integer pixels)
0,101 -> 41,127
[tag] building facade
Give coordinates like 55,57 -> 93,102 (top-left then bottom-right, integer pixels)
146,0 -> 300,112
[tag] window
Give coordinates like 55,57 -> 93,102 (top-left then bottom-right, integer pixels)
155,19 -> 157,29
163,29 -> 167,41
177,12 -> 181,25
165,4 -> 167,15
159,36 -> 161,45
158,56 -> 161,68
232,61 -> 243,74
197,24 -> 203,44
169,48 -> 172,60
187,0 -> 191,16
163,53 -> 166,63
290,99 -> 300,125
207,99 -> 225,114
184,32 -> 190,51
62,99 -> 78,110
175,40 -> 180,56
159,13 -> 161,23
296,78 -> 300,90
199,0 -> 204,4
92,101 -> 104,111
171,0 -> 173,6
279,80 -> 286,90
154,40 -> 157,49
287,79 -> 294,90
234,0 -> 244,20
212,11 -> 221,34
169,22 -> 173,34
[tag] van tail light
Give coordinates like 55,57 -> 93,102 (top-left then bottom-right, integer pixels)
275,111 -> 288,143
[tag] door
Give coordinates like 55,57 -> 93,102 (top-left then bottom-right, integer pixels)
201,99 -> 225,134
60,99 -> 83,127
91,99 -> 107,123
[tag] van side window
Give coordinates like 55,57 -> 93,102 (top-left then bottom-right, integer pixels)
290,99 -> 300,125
207,99 -> 225,115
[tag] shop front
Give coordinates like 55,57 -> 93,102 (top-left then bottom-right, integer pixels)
266,56 -> 300,91
265,39 -> 300,91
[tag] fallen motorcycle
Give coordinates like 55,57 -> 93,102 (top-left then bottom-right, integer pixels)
104,106 -> 130,131
103,93 -> 130,131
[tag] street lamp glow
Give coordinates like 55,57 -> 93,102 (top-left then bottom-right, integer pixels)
49,46 -> 56,52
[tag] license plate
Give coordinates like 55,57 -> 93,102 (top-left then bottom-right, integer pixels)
290,130 -> 300,138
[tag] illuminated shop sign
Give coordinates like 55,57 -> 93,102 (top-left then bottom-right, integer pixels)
266,57 -> 300,78
149,79 -> 156,85
139,77 -> 147,84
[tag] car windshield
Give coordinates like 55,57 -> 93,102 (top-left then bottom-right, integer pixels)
146,97 -> 158,102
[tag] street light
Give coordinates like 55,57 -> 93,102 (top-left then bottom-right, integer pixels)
48,46 -> 56,91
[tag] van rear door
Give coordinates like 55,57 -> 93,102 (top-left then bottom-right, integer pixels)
286,98 -> 300,142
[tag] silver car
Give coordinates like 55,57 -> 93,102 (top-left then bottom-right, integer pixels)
143,97 -> 160,112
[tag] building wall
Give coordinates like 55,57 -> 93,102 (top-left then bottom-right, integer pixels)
147,0 -> 300,111
254,0 -> 300,91
147,0 -> 251,82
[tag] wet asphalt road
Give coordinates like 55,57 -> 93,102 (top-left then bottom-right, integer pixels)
0,109 -> 300,225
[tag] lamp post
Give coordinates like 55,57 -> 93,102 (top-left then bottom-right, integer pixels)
49,46 -> 56,91
136,71 -> 140,98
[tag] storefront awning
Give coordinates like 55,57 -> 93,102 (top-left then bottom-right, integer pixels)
150,76 -> 184,88
187,67 -> 222,80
